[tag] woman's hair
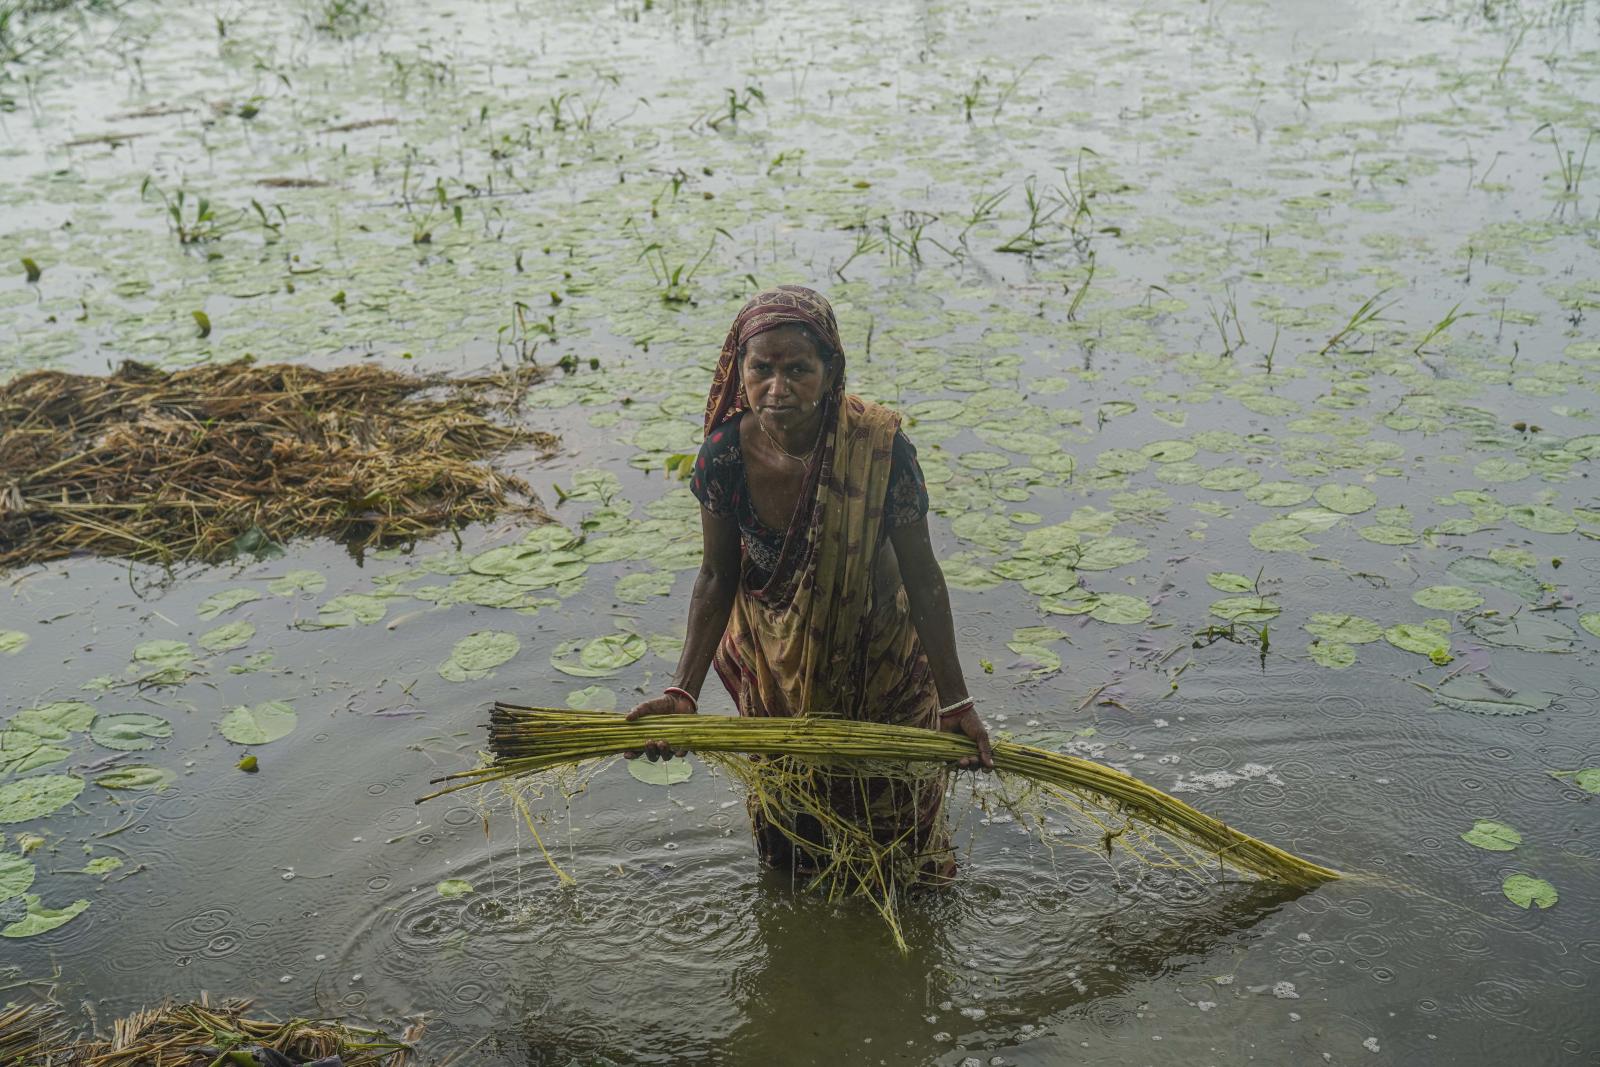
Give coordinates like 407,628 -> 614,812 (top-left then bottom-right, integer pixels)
736,322 -> 836,368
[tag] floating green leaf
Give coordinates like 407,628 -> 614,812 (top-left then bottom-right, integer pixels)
551,633 -> 648,677
1411,586 -> 1483,612
1431,675 -> 1554,716
1507,504 -> 1575,535
1198,466 -> 1260,492
0,775 -> 85,823
1244,482 -> 1312,507
1580,614 -> 1600,639
439,630 -> 521,681
268,570 -> 327,596
1571,769 -> 1600,793
10,702 -> 95,741
1206,572 -> 1254,593
568,686 -> 618,711
198,621 -> 256,653
1446,557 -> 1542,601
615,571 -> 675,603
1462,612 -> 1576,652
1304,613 -> 1383,644
1461,820 -> 1521,851
1384,621 -> 1451,659
1307,641 -> 1356,669
0,853 -> 36,902
197,587 -> 262,620
1,894 -> 89,938
95,766 -> 175,792
1210,596 -> 1280,623
437,879 -> 474,897
82,857 -> 122,875
1473,458 -> 1529,483
1314,484 -> 1377,515
1073,536 -> 1148,571
89,713 -> 172,752
1088,593 -> 1152,624
1502,874 -> 1557,910
1359,524 -> 1417,545
218,701 -> 297,745
628,757 -> 693,785
313,593 -> 390,627
0,631 -> 28,655
1006,642 -> 1062,674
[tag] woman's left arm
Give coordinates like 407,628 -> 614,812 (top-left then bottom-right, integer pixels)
890,518 -> 994,770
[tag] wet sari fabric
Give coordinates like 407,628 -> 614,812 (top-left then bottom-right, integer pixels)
702,287 -> 953,880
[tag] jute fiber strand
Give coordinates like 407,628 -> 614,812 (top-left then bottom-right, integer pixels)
422,704 -> 1339,888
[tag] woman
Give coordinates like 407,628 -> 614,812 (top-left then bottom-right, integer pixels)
627,285 -> 992,882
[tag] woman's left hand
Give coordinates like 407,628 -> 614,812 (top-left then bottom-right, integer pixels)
941,706 -> 994,771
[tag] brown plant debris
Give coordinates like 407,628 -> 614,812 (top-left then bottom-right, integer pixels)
1,995 -> 420,1066
0,358 -> 556,570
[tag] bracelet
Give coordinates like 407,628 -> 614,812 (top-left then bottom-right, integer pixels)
937,697 -> 975,719
664,686 -> 698,712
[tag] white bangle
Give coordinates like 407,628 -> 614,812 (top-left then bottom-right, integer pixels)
937,697 -> 975,719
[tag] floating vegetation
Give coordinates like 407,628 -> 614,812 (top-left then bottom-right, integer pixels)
423,706 -> 1338,948
0,995 -> 417,1065
0,360 -> 556,570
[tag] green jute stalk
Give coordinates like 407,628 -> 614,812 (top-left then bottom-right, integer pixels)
419,704 -> 1339,888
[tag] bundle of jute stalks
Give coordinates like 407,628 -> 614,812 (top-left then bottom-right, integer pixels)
423,705 -> 1338,895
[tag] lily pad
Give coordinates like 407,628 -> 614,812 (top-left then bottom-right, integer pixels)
197,587 -> 262,620
198,621 -> 256,653
628,757 -> 693,785
1,894 -> 89,938
268,570 -> 327,596
1206,572 -> 1254,593
1307,641 -> 1356,669
313,594 -> 389,627
1073,537 -> 1149,571
437,879 -> 474,897
1411,586 -> 1483,612
1571,769 -> 1600,793
218,701 -> 297,745
1245,482 -> 1312,507
0,775 -> 85,823
1089,593 -> 1152,624
1446,557 -> 1542,601
1462,612 -> 1576,652
0,853 -> 36,903
615,571 -> 674,603
1210,596 -> 1280,622
1502,874 -> 1557,910
10,702 -> 95,741
1304,613 -> 1383,644
551,633 -> 648,677
0,631 -> 28,655
1579,613 -> 1600,639
567,686 -> 618,711
1314,484 -> 1377,515
438,630 -> 521,682
82,856 -> 122,875
1384,621 -> 1452,659
1507,504 -> 1575,535
1461,820 -> 1521,851
89,713 -> 172,751
95,766 -> 174,792
1432,675 -> 1555,716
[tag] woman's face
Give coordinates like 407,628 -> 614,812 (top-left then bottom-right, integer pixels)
741,326 -> 833,427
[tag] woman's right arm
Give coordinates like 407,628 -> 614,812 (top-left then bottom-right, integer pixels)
625,507 -> 741,756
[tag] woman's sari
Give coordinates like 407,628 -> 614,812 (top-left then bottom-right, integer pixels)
703,286 -> 953,883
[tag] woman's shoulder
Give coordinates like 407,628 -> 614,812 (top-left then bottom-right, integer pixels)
700,416 -> 745,459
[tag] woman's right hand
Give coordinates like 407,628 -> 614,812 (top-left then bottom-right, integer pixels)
622,692 -> 697,761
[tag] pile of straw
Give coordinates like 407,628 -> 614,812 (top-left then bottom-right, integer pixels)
423,705 -> 1339,947
1,996 -> 418,1066
0,359 -> 555,570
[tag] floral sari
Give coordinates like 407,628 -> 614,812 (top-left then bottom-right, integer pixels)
704,287 -> 953,882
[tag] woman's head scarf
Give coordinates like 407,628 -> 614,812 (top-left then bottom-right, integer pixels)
704,286 -> 846,434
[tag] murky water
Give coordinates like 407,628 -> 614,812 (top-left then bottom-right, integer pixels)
2,0 -> 1599,1062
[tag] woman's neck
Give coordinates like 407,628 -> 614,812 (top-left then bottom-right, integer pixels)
754,399 -> 826,461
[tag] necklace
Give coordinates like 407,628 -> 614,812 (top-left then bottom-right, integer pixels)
758,411 -> 819,464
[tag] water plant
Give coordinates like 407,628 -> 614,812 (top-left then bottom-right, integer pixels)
139,177 -> 229,244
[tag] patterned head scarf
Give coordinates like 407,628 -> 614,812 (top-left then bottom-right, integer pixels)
703,286 -> 846,434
